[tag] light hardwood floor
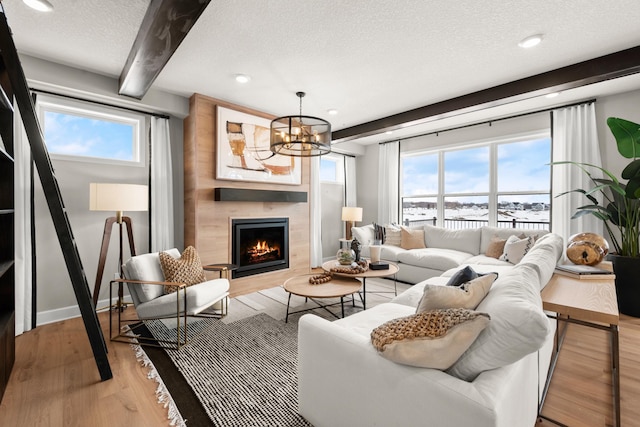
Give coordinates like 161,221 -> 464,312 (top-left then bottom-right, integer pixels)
0,281 -> 639,427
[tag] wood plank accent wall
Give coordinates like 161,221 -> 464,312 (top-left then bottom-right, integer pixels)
183,93 -> 311,297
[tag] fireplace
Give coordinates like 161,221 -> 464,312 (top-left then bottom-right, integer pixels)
231,217 -> 289,278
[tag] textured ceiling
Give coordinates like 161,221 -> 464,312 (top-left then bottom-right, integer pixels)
3,0 -> 640,145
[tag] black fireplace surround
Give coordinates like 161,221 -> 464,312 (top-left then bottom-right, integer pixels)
231,217 -> 289,278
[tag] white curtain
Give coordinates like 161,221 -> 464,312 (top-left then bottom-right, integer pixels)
344,155 -> 357,207
551,103 -> 603,245
14,102 -> 33,335
150,117 -> 174,252
310,157 -> 323,267
378,141 -> 400,224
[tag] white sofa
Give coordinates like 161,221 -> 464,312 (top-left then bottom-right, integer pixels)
351,224 -> 547,284
298,233 -> 563,427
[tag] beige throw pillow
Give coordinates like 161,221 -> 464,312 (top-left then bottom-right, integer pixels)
499,235 -> 534,264
371,308 -> 490,369
400,226 -> 426,250
485,236 -> 507,258
159,246 -> 206,294
416,273 -> 498,312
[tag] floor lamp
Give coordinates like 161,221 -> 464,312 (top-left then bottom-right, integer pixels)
342,207 -> 363,240
90,183 -> 148,308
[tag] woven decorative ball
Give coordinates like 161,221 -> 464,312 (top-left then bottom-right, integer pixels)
566,232 -> 609,266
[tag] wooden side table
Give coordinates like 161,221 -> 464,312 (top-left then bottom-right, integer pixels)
283,274 -> 362,322
203,263 -> 238,279
539,272 -> 620,426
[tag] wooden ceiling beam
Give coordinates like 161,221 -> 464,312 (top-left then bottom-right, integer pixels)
331,45 -> 640,143
118,0 -> 211,99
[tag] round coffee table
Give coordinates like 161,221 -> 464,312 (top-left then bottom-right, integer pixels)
283,274 -> 362,322
321,260 -> 399,310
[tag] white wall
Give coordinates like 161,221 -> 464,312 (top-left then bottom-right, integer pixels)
595,88 -> 640,181
17,55 -> 190,324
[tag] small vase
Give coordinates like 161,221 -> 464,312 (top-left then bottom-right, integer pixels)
337,239 -> 356,265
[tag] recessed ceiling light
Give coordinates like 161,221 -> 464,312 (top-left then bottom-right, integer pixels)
518,34 -> 543,49
327,109 -> 338,115
235,74 -> 251,84
385,131 -> 393,135
545,92 -> 559,99
23,0 -> 54,12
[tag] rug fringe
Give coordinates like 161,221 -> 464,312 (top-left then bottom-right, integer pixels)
129,337 -> 187,426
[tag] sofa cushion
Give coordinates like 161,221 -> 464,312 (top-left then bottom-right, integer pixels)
499,235 -> 534,264
400,226 -> 426,249
447,264 -> 550,381
390,276 -> 450,307
463,255 -> 514,267
351,224 -> 375,246
518,233 -> 563,290
135,278 -> 230,318
124,248 -> 181,303
424,225 -> 482,255
371,308 -> 490,369
159,246 -> 206,294
334,302 -> 415,338
379,244 -> 406,262
416,273 -> 497,312
479,226 -> 548,255
397,248 -> 473,272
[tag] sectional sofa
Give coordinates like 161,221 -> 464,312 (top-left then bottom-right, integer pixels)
298,230 -> 564,427
351,223 -> 547,284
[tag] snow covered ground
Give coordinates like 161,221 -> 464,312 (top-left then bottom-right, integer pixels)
403,207 -> 550,228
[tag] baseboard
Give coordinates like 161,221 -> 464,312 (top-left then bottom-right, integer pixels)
36,296 -> 117,326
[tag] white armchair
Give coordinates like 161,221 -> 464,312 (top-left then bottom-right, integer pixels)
109,248 -> 229,350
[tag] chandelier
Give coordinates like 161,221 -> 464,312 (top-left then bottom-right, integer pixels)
270,92 -> 331,157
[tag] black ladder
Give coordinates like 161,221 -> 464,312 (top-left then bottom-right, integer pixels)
0,10 -> 112,381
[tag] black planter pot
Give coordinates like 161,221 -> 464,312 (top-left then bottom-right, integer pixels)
607,254 -> 640,317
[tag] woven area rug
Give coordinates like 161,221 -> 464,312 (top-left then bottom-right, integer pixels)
139,312 -> 312,427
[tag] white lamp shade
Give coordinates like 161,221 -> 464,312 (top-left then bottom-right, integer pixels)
341,207 -> 363,222
89,183 -> 148,212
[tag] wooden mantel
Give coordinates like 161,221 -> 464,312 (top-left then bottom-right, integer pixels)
183,93 -> 311,297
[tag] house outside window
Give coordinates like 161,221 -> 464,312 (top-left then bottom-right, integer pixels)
401,133 -> 551,230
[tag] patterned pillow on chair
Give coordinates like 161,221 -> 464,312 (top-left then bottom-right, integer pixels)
159,246 -> 206,294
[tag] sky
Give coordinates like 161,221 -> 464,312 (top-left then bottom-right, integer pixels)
402,138 -> 551,200
44,111 -> 135,161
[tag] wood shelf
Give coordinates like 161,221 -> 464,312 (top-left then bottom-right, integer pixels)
214,187 -> 308,203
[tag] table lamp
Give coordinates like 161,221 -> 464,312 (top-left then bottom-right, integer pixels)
341,206 -> 362,240
90,183 -> 148,308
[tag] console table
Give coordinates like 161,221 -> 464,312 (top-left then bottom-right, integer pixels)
539,271 -> 620,426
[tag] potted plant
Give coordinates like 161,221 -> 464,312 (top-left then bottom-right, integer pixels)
555,117 -> 640,317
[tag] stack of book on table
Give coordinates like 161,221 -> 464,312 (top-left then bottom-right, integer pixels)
554,263 -> 615,280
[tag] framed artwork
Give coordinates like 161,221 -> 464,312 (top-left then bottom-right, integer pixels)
216,106 -> 301,185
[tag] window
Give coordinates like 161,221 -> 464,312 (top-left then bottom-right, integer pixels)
37,95 -> 145,166
320,154 -> 345,183
401,133 -> 550,230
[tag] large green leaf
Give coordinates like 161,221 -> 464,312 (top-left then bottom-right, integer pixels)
607,117 -> 640,159
622,159 -> 640,180
626,177 -> 640,199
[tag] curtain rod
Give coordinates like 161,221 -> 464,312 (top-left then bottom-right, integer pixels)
31,88 -> 171,120
379,98 -> 596,145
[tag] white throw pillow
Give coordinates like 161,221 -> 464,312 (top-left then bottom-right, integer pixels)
416,273 -> 497,312
499,234 -> 534,264
384,225 -> 402,247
